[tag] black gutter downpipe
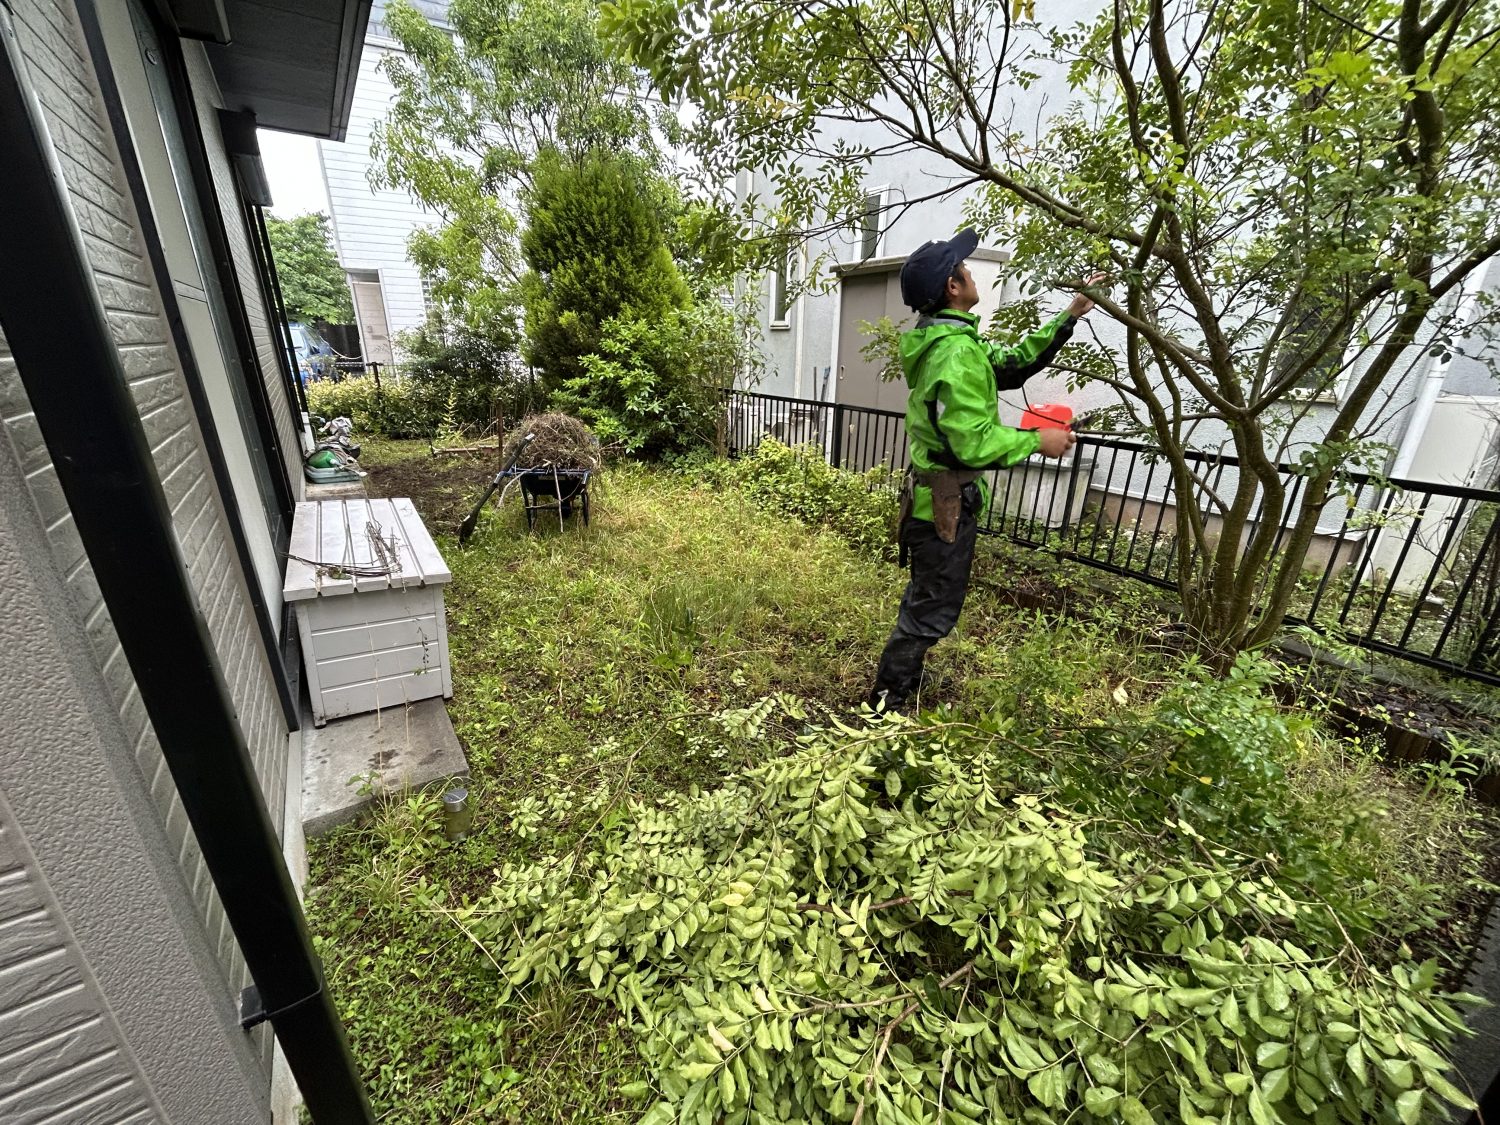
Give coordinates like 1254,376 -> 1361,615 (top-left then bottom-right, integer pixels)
0,12 -> 373,1125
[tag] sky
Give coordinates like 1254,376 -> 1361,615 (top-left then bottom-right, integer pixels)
258,129 -> 332,219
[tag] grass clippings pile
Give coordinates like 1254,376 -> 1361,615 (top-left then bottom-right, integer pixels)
503,412 -> 602,473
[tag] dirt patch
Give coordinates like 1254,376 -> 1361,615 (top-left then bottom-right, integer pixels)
364,449 -> 498,531
1326,674 -> 1497,744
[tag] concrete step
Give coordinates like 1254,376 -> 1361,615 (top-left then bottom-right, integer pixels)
300,697 -> 468,837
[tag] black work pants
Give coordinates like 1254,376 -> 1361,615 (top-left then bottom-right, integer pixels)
869,482 -> 981,709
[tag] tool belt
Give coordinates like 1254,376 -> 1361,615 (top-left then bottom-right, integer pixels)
897,467 -> 982,562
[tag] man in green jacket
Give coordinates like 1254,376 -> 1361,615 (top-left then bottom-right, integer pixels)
869,229 -> 1100,711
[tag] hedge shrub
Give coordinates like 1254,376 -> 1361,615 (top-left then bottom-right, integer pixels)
305,370 -> 540,440
306,376 -> 424,438
700,439 -> 901,559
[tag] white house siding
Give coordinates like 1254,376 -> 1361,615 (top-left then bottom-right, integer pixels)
1441,307 -> 1500,400
1446,355 -> 1500,398
0,798 -> 163,1125
318,2 -> 443,356
0,426 -> 269,1124
744,159 -> 1073,407
1,0 -> 302,1085
0,804 -> 160,1125
183,45 -> 308,491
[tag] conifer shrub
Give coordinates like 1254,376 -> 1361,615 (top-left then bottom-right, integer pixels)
519,149 -> 736,455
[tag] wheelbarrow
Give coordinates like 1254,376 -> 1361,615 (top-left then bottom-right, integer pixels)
458,433 -> 595,544
515,467 -> 592,531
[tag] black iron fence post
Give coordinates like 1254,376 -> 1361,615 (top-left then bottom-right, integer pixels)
830,403 -> 845,469
370,361 -> 384,431
1059,439 -> 1086,535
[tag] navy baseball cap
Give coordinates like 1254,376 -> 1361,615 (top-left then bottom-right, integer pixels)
899,229 -> 980,313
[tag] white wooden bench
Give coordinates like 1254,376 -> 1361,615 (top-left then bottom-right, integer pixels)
283,498 -> 453,727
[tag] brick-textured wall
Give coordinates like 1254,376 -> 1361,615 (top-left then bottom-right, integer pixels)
183,45 -> 305,498
0,0 -> 304,1079
0,371 -> 271,1122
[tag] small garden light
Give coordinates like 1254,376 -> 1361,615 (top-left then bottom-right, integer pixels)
442,787 -> 472,842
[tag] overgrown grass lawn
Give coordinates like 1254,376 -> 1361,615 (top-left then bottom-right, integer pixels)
307,443 -> 1496,1124
310,455 -> 916,1121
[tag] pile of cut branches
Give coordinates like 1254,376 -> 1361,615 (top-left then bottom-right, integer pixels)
501,412 -> 601,473
449,668 -> 1479,1124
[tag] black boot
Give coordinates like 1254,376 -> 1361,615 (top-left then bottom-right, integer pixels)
868,634 -> 931,712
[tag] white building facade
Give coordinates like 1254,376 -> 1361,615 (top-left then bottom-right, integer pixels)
317,0 -> 447,365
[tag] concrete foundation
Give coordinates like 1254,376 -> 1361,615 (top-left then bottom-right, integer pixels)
304,477 -> 369,501
1086,488 -> 1371,573
301,698 -> 469,837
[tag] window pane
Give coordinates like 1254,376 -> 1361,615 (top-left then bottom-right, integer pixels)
773,258 -> 791,323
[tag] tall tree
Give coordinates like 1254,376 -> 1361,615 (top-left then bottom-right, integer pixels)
607,0 -> 1500,665
265,212 -> 353,324
406,201 -> 518,333
376,0 -> 662,202
370,0 -> 669,315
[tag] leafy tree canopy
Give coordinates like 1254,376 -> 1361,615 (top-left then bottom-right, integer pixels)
376,0 -> 665,207
265,212 -> 353,324
372,0 -> 672,304
407,204 -> 520,334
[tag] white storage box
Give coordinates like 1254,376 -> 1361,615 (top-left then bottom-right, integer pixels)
283,498 -> 453,726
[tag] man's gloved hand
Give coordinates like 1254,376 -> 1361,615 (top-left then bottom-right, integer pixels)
1037,428 -> 1078,458
1066,273 -> 1111,318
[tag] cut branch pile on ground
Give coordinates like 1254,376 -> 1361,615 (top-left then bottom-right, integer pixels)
456,678 -> 1482,1125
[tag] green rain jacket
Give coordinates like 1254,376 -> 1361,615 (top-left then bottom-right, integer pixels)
902,308 -> 1077,522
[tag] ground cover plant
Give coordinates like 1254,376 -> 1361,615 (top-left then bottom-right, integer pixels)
306,441 -> 1496,1123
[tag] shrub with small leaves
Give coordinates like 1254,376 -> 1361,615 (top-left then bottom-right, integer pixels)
306,375 -> 433,438
454,701 -> 1478,1124
702,439 -> 901,559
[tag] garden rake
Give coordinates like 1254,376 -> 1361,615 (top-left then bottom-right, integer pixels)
458,432 -> 534,546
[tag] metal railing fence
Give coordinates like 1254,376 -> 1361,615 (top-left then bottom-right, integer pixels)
725,389 -> 1500,685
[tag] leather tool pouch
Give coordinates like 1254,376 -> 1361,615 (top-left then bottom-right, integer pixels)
929,472 -> 964,544
895,473 -> 915,566
913,468 -> 981,545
